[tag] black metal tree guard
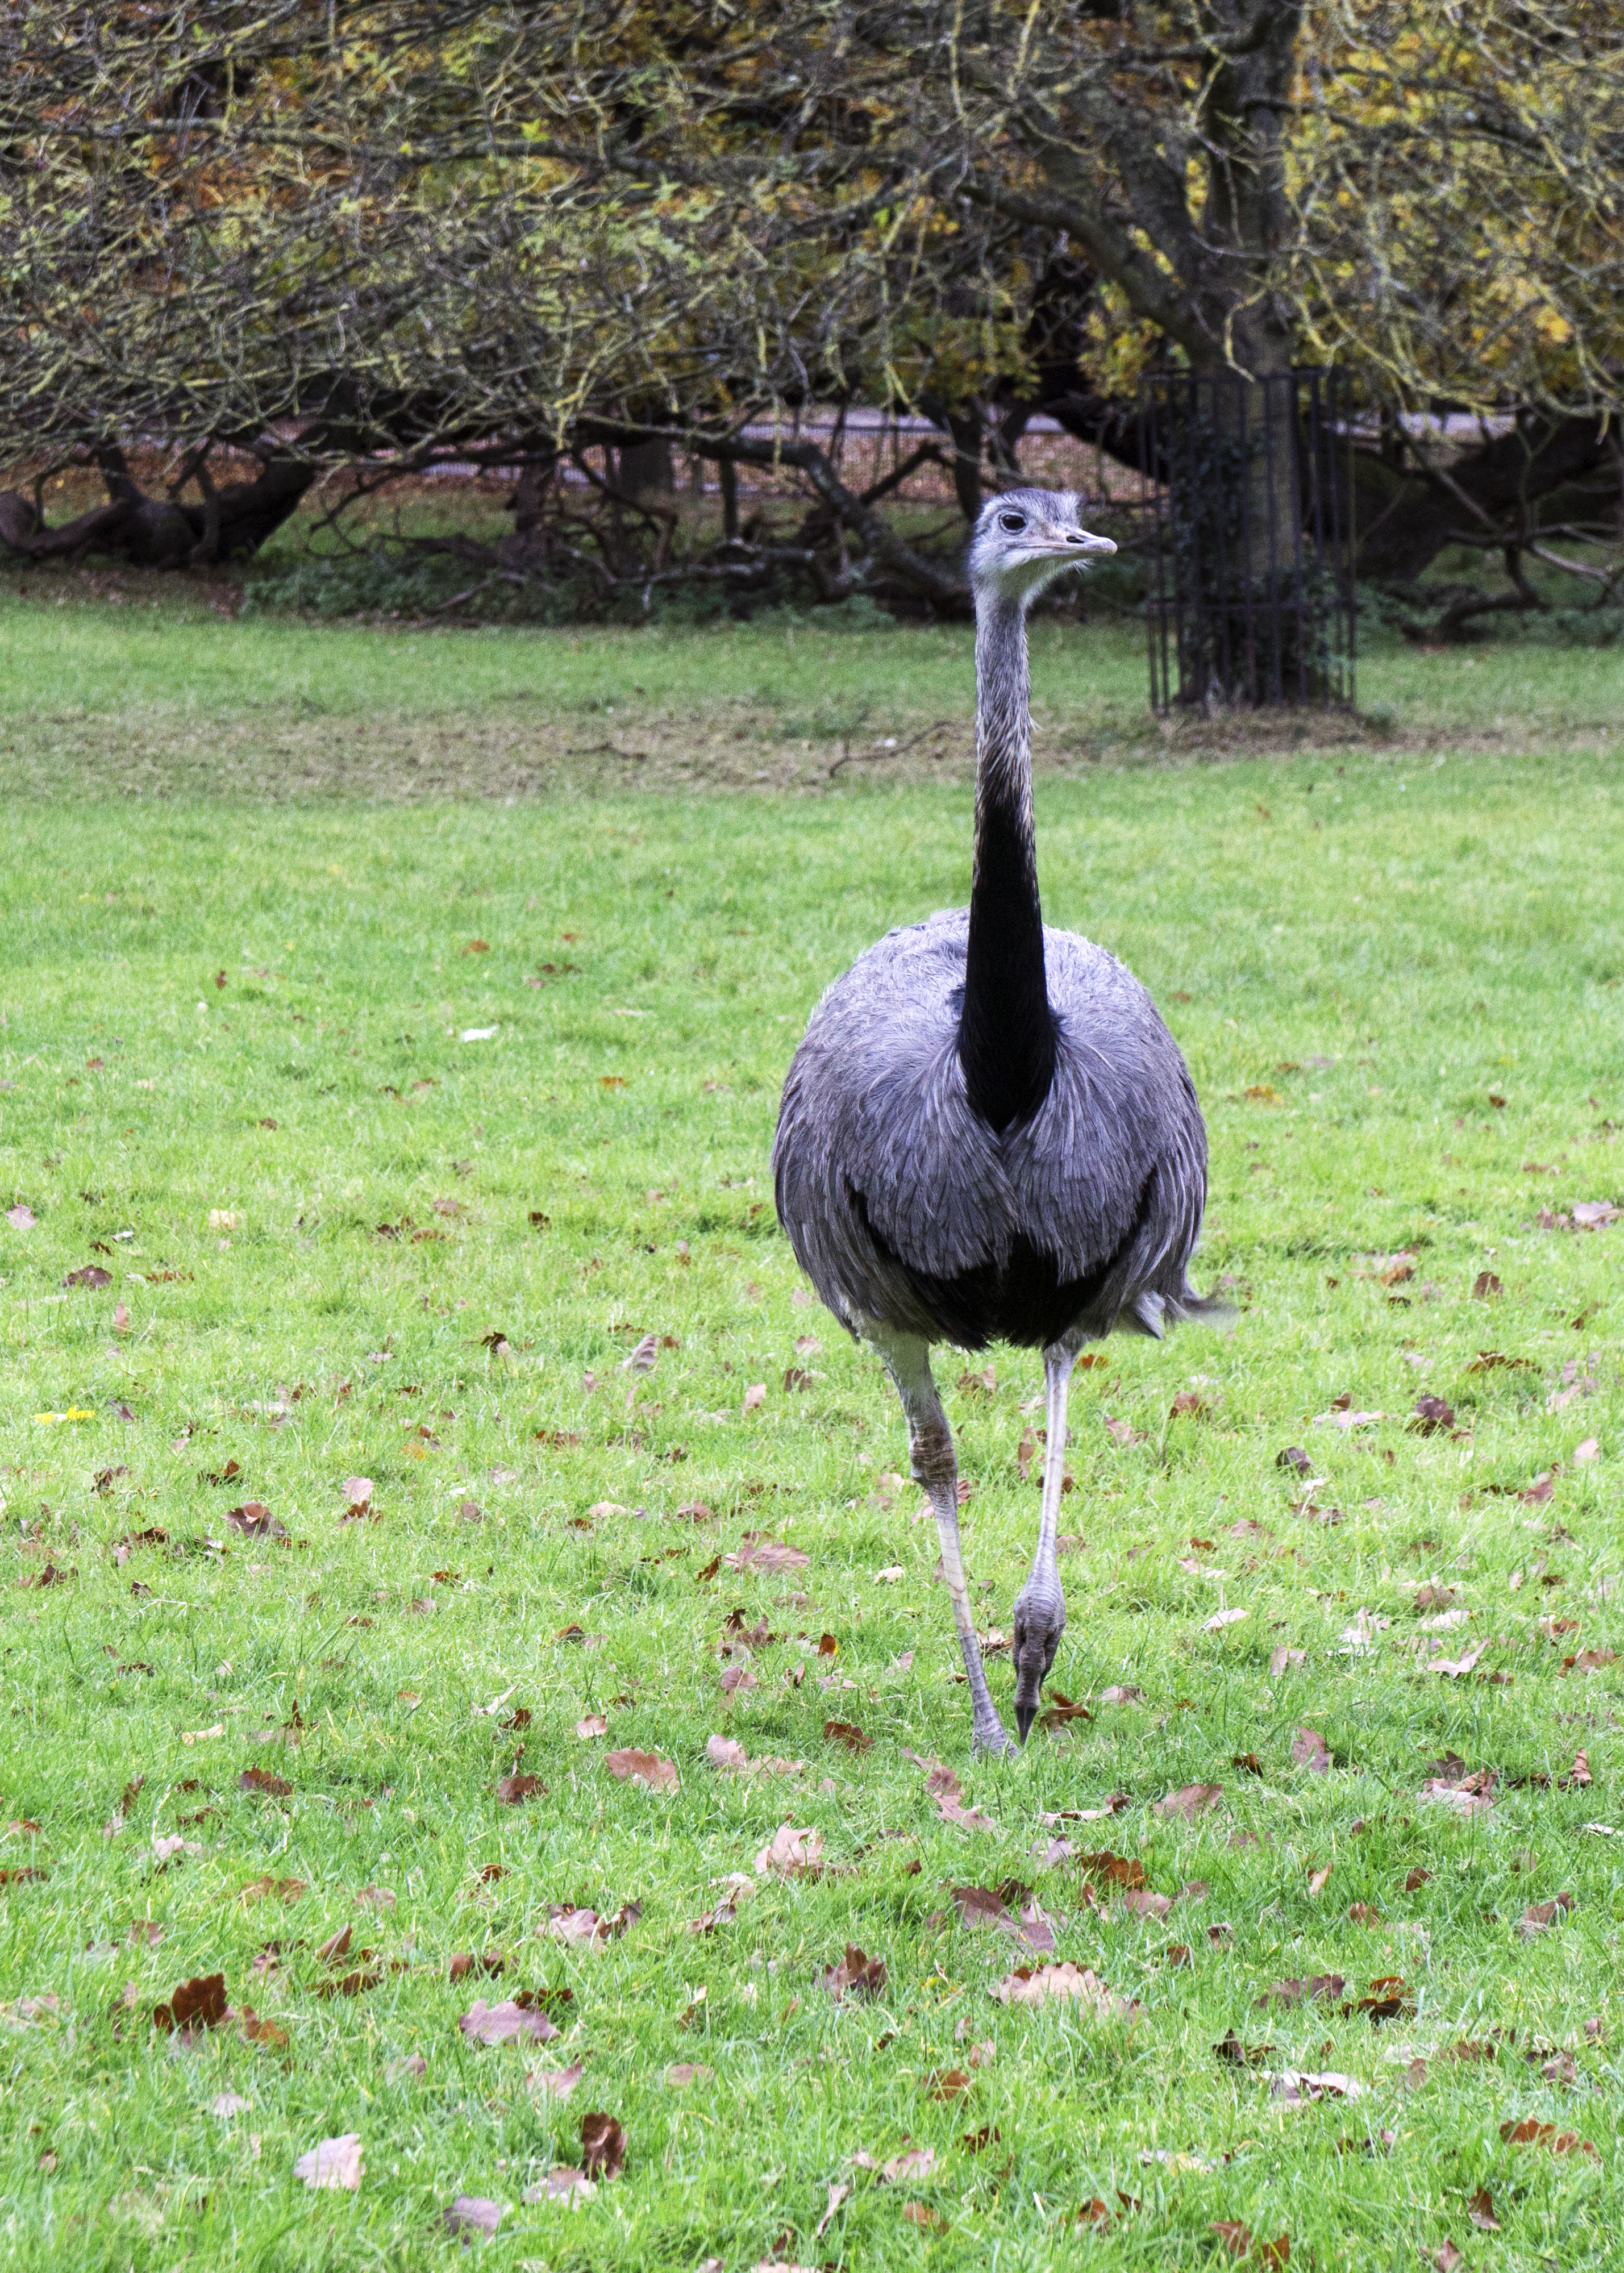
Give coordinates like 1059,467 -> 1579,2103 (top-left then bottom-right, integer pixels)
1138,367 -> 1356,712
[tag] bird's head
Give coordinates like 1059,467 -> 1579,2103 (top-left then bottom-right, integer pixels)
1010,1575 -> 1066,1745
967,487 -> 1117,608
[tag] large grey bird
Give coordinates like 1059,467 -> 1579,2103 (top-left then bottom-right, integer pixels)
773,486 -> 1225,1755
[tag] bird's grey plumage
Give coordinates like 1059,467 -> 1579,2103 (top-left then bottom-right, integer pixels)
774,910 -> 1213,1347
771,485 -> 1226,1754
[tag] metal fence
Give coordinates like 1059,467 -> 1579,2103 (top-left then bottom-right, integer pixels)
1138,367 -> 1356,711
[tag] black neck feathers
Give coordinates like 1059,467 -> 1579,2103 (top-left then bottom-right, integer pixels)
959,594 -> 1055,1133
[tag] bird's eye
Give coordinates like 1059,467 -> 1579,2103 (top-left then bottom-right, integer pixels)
999,511 -> 1026,533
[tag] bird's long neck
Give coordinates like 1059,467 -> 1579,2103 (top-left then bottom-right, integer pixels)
959,591 -> 1054,1132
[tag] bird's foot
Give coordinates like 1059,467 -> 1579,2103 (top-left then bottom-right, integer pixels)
971,1714 -> 1018,1759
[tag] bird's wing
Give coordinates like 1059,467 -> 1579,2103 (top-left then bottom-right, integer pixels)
1002,926 -> 1210,1312
773,914 -> 1020,1321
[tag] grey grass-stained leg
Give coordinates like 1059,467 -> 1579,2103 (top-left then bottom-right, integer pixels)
871,1326 -> 1014,1756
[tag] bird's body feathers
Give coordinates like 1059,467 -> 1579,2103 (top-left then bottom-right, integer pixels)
773,907 -> 1215,1351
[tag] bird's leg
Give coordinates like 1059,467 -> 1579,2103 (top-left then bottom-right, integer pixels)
870,1327 -> 1014,1757
1011,1335 -> 1084,1741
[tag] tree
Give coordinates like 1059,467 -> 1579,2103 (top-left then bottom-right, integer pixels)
1,4 -> 1619,621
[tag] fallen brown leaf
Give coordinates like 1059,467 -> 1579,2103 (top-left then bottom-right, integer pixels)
605,1749 -> 678,1792
991,1962 -> 1135,2016
239,1767 -> 292,1799
815,2179 -> 851,2237
580,2111 -> 626,2181
755,1824 -> 825,1877
443,2195 -> 505,2238
459,1998 -> 560,2046
294,2133 -> 363,2191
495,1774 -> 548,1805
1214,2030 -> 1274,2068
1122,1888 -> 1174,1919
528,2166 -> 596,2203
1255,1974 -> 1345,2010
821,1946 -> 887,2001
1291,1727 -> 1332,1774
1518,1892 -> 1576,1937
1269,2070 -> 1362,2104
903,2202 -> 948,2233
1468,2185 -> 1501,2232
823,1718 -> 871,1754
153,1973 -> 228,2038
724,1533 -> 808,1572
1156,1782 -> 1223,1820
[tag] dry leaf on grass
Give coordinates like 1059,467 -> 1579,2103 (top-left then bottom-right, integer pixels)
664,2062 -> 711,2089
903,2202 -> 949,2233
1214,2030 -> 1275,2068
526,2167 -> 596,2204
1468,2187 -> 1501,2232
239,1767 -> 292,1799
294,2134 -> 363,2191
1122,1888 -> 1174,1920
458,1998 -> 560,2046
1269,2070 -> 1363,2104
527,2061 -> 584,2101
1433,2244 -> 1465,2273
1291,1727 -> 1332,1774
1157,1782 -> 1223,1820
815,2180 -> 851,2237
576,1714 -> 609,1739
901,1754 -> 997,1832
1211,2220 -> 1290,2265
724,1533 -> 809,1572
494,1774 -> 548,1805
1255,1974 -> 1346,2010
1205,1607 -> 1248,1631
1499,2118 -> 1599,2159
1518,1893 -> 1576,1937
820,1946 -> 886,2001
991,1962 -> 1136,2017
823,1718 -> 871,1754
443,2195 -> 506,2238
542,1901 -> 640,1945
153,1973 -> 228,2038
580,2112 -> 626,2180
605,1748 -> 678,1792
756,1824 -> 824,1877
879,2146 -> 939,2184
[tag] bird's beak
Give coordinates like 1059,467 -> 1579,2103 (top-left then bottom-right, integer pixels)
1064,529 -> 1117,557
1014,1702 -> 1037,1745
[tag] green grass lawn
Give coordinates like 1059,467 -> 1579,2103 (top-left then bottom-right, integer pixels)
4,578 -> 1623,809
1,601 -> 1622,2271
